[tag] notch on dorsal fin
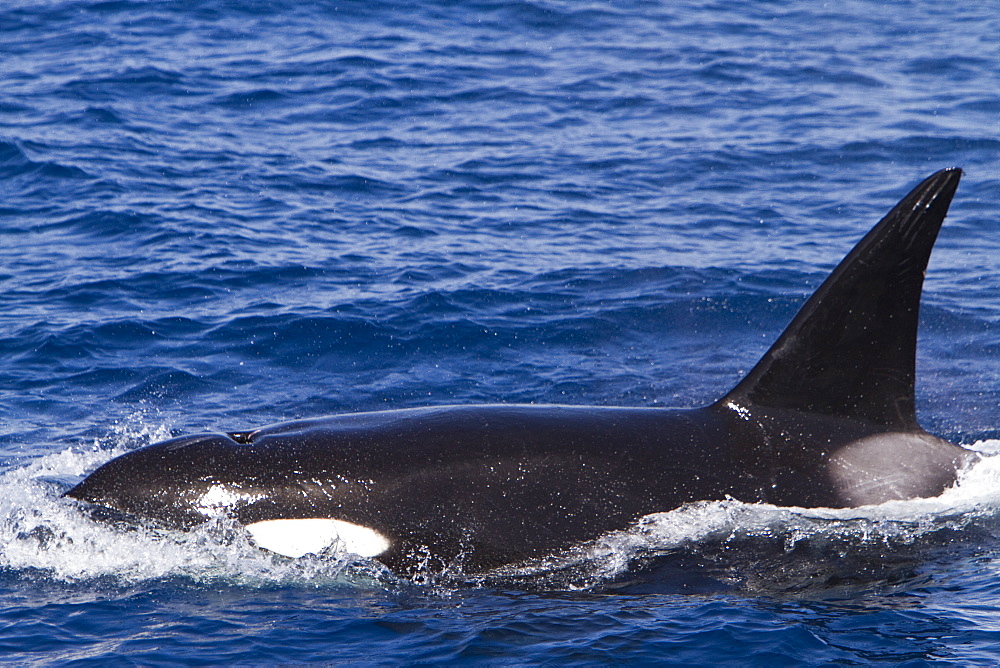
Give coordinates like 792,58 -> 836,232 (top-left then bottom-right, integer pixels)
718,168 -> 962,429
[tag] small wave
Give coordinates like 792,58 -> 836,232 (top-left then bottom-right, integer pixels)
0,141 -> 92,182
213,88 -> 289,109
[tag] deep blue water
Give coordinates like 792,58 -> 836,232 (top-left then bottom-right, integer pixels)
1,0 -> 999,663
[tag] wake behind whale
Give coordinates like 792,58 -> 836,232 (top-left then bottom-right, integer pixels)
64,169 -> 979,577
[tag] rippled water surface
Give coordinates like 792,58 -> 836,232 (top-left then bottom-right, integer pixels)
1,0 -> 999,664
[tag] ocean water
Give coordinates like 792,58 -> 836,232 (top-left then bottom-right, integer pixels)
1,0 -> 999,663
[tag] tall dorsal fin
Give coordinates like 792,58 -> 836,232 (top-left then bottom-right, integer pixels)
718,168 -> 962,429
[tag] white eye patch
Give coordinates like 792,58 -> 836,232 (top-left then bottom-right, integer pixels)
245,518 -> 390,559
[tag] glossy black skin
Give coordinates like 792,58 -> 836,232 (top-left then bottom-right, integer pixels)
65,168 -> 976,575
68,405 -> 749,572
63,402 -> 967,573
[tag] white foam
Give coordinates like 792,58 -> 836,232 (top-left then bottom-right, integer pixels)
196,484 -> 264,515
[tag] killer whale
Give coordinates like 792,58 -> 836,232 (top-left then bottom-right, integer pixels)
66,168 -> 976,575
